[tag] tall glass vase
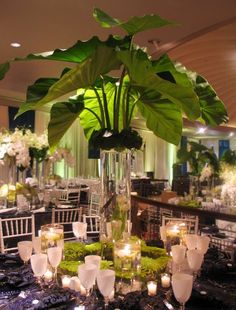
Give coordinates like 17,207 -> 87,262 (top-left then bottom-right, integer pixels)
7,159 -> 17,207
100,149 -> 131,241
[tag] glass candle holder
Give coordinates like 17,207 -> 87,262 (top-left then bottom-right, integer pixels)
61,275 -> 71,288
161,273 -> 171,288
113,238 -> 141,278
41,224 -> 64,253
147,281 -> 157,296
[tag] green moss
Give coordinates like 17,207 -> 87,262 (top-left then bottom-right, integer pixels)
59,259 -> 113,275
64,242 -> 85,261
61,240 -> 170,280
84,242 -> 102,255
59,260 -> 82,275
141,245 -> 167,259
140,256 -> 170,280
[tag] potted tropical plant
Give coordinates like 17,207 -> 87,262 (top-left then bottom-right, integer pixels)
0,8 -> 228,151
0,8 -> 228,239
176,141 -> 220,195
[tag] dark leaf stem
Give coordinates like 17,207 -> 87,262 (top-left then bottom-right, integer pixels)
113,84 -> 118,131
115,66 -> 126,130
128,97 -> 139,125
92,86 -> 105,128
125,86 -> 131,128
101,76 -> 111,129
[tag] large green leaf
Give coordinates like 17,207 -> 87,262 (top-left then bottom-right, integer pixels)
118,49 -> 200,120
94,8 -> 175,35
26,68 -> 71,103
152,54 -> 193,87
93,8 -> 120,28
0,62 -> 9,79
15,35 -> 130,62
48,96 -> 84,147
17,45 -> 121,117
175,63 -> 228,126
137,98 -> 182,145
0,36 -> 130,82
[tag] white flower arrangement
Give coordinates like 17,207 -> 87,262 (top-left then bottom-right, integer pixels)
48,147 -> 75,167
0,128 -> 49,169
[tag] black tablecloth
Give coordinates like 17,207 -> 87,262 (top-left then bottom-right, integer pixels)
0,247 -> 235,309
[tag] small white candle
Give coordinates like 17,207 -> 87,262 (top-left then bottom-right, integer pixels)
44,269 -> 53,282
147,281 -> 157,296
61,275 -> 71,288
69,276 -> 81,292
161,273 -> 171,288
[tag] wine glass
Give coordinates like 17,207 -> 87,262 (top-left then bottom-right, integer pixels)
32,236 -> 41,254
47,246 -> 63,284
78,263 -> 97,297
196,235 -> 210,254
171,245 -> 186,273
187,249 -> 204,280
97,269 -> 115,309
85,255 -> 101,286
30,253 -> 48,287
72,222 -> 87,242
185,234 -> 198,250
38,191 -> 45,207
17,241 -> 33,264
172,273 -> 193,310
85,255 -> 101,270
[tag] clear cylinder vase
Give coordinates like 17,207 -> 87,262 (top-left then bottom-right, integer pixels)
7,160 -> 17,206
100,149 -> 131,241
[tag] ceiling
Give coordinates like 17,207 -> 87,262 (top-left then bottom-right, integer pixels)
0,0 -> 236,138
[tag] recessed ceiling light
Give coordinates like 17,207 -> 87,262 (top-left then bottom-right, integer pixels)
10,42 -> 21,48
229,132 -> 234,137
197,127 -> 207,134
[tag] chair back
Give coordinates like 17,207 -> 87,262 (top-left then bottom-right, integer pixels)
52,207 -> 83,241
162,216 -> 199,235
0,215 -> 35,253
56,188 -> 81,205
83,214 -> 100,241
88,192 -> 101,215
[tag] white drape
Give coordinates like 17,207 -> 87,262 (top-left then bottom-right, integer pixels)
35,112 -> 99,178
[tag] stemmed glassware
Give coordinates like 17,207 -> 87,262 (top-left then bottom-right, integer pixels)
72,222 -> 87,242
171,245 -> 186,273
32,236 -> 41,254
185,234 -> 198,250
96,269 -> 115,309
17,241 -> 33,264
187,249 -> 204,280
47,246 -> 63,284
78,263 -> 98,297
38,191 -> 45,207
30,253 -> 48,287
172,273 -> 193,310
196,235 -> 210,254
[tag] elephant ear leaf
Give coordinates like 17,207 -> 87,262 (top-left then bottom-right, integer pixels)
0,62 -> 10,79
48,96 -> 84,147
93,8 -> 176,35
175,63 -> 228,126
